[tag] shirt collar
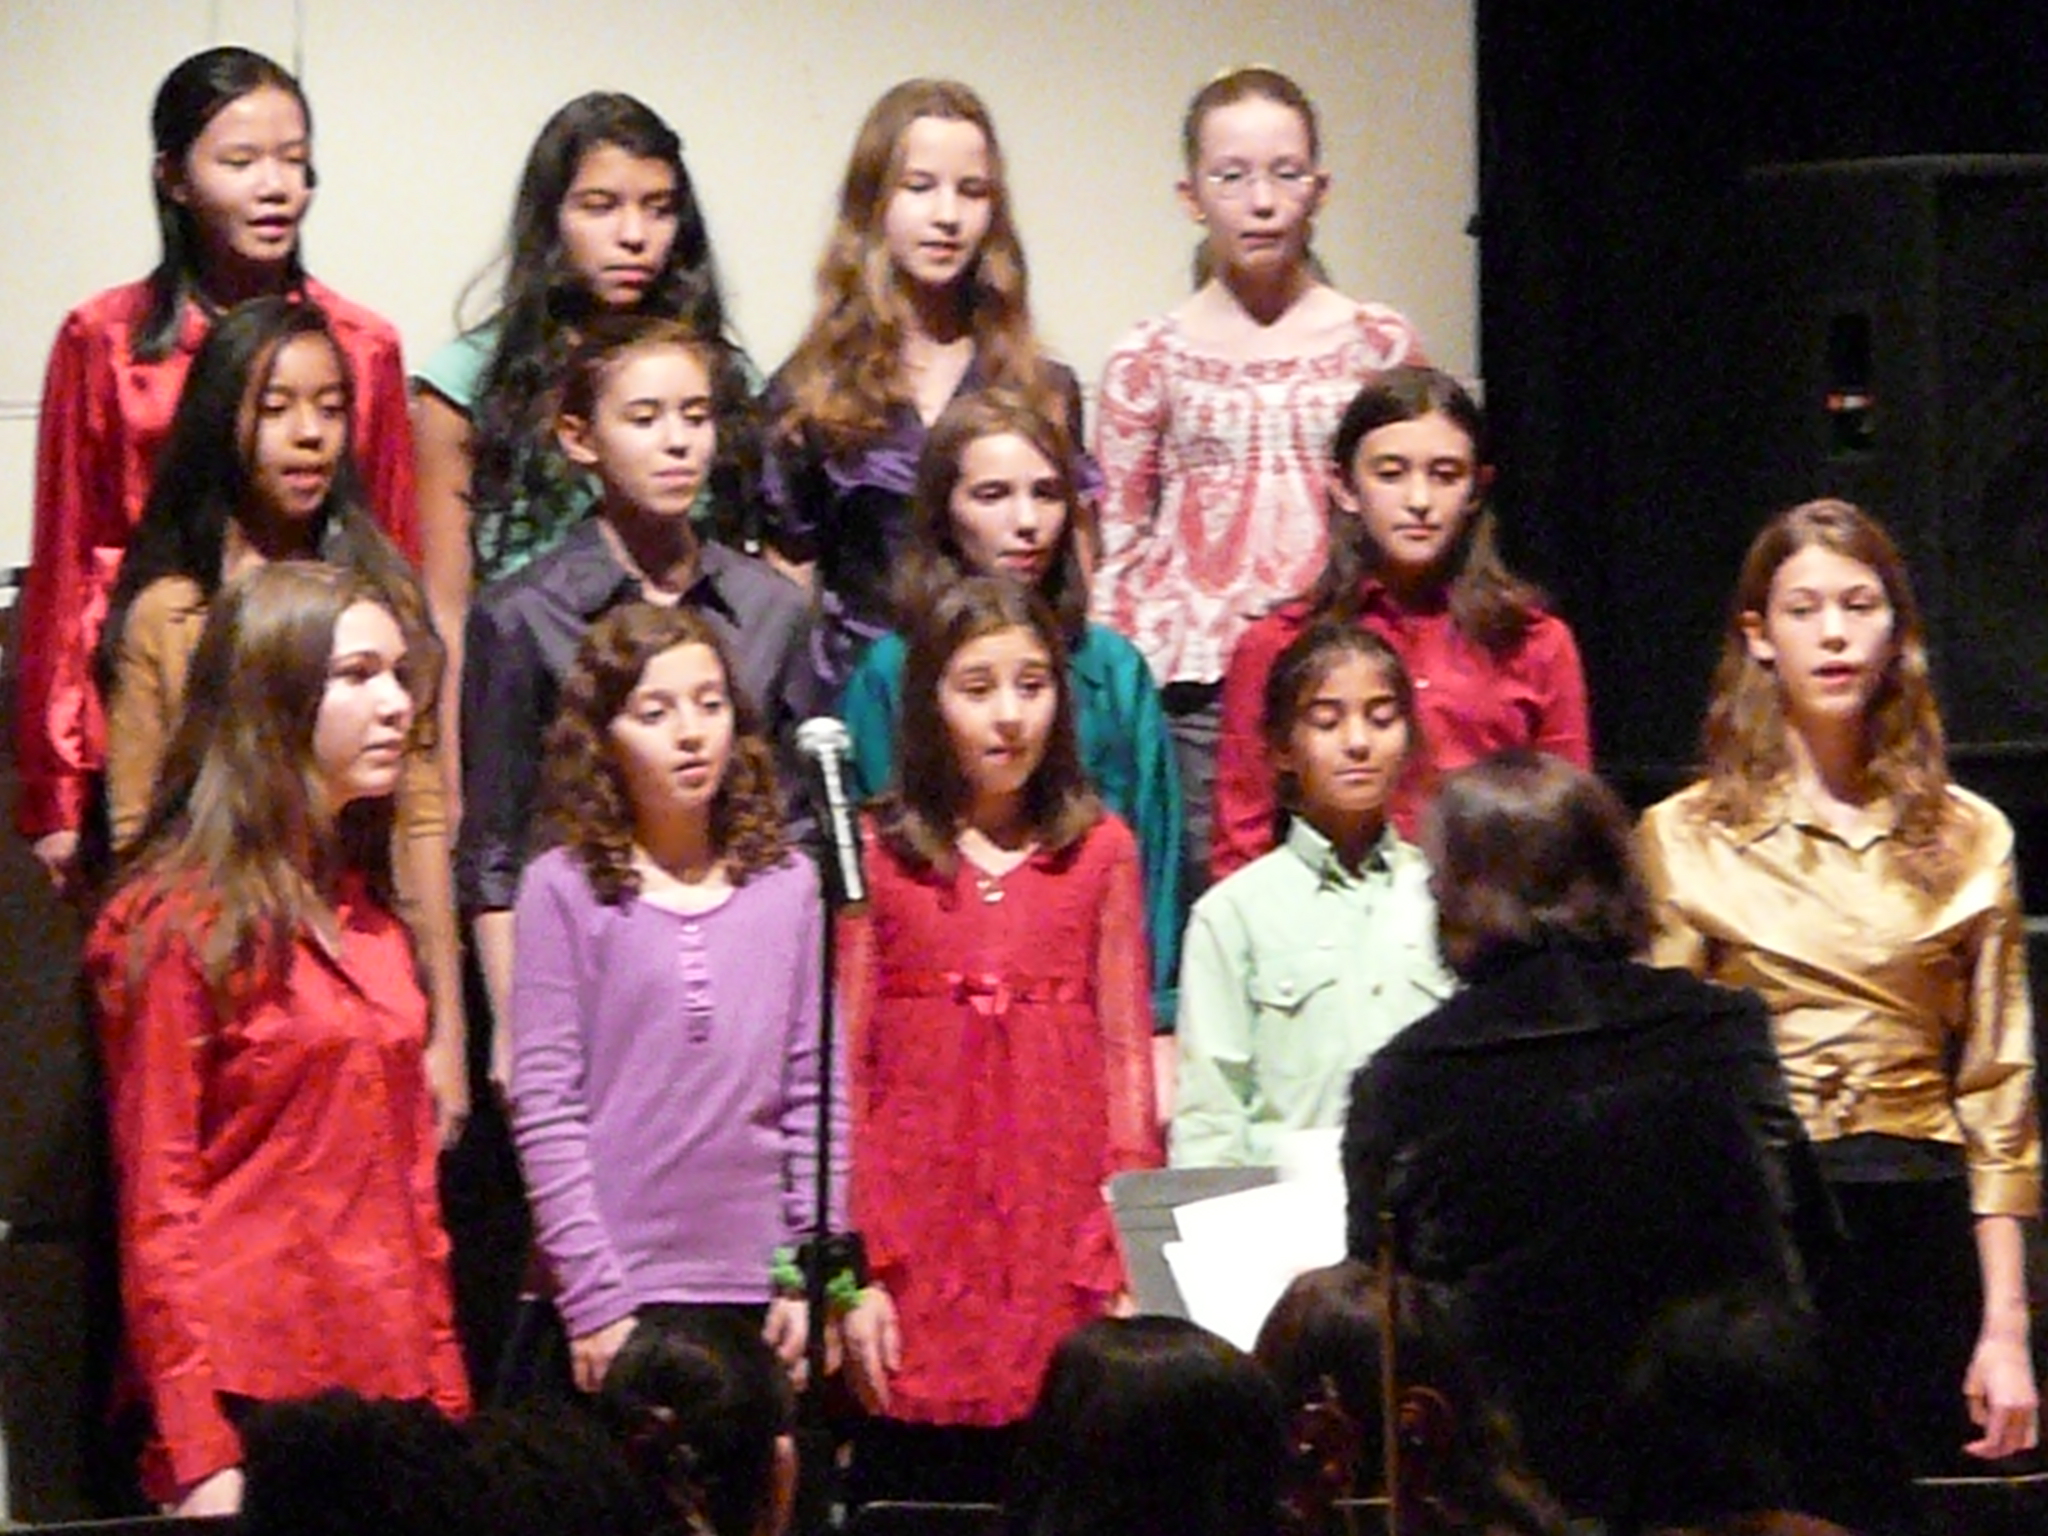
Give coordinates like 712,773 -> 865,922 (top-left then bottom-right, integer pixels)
1747,777 -> 1898,852
1282,814 -> 1400,887
553,518 -> 740,625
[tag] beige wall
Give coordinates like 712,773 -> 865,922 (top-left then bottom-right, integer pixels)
0,0 -> 1475,568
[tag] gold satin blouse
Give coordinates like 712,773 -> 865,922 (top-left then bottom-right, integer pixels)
1638,781 -> 2038,1218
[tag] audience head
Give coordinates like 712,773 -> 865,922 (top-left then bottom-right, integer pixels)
467,1403 -> 658,1536
144,47 -> 311,357
1008,1316 -> 1287,1536
542,602 -> 784,903
1425,751 -> 1652,979
239,1390 -> 477,1536
596,1311 -> 798,1536
1254,1261 -> 1566,1536
903,389 -> 1089,636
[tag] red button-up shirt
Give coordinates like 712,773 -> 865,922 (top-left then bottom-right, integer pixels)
88,875 -> 469,1501
1212,584 -> 1593,882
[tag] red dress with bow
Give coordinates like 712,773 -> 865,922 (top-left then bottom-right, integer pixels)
842,813 -> 1161,1425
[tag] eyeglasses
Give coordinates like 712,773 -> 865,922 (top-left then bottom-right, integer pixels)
1202,166 -> 1319,201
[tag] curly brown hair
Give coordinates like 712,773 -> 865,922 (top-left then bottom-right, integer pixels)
539,603 -> 787,905
1694,498 -> 1958,895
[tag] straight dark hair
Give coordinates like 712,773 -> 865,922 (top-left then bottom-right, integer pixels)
99,296 -> 437,714
1427,750 -> 1653,979
138,47 -> 311,362
1305,367 -> 1543,657
877,576 -> 1098,878
1262,622 -> 1420,817
465,92 -> 756,568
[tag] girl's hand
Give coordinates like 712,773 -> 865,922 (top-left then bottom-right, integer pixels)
424,1029 -> 470,1150
572,1314 -> 638,1395
1108,1289 -> 1138,1319
174,1466 -> 244,1517
841,1286 -> 900,1413
1963,1332 -> 2039,1459
31,830 -> 80,896
764,1296 -> 828,1389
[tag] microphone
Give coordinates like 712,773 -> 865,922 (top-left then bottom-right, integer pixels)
795,717 -> 867,907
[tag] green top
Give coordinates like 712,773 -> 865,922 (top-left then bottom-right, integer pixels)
1171,817 -> 1454,1168
839,621 -> 1185,1030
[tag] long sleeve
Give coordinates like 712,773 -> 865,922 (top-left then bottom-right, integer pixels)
838,638 -> 905,803
1526,616 -> 1594,768
1072,826 -> 1162,1292
779,863 -> 847,1238
14,310 -> 118,838
1169,899 -> 1258,1167
1210,612 -> 1293,883
1635,804 -> 1712,973
508,862 -> 635,1338
91,924 -> 243,1494
103,585 -> 197,852
1109,643 -> 1186,1027
837,881 -> 894,1280
1088,329 -> 1167,626
1956,855 -> 2040,1217
354,329 -> 422,564
457,595 -> 547,914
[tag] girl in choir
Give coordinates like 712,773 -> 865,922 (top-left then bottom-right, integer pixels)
508,603 -> 827,1397
838,390 -> 1183,1053
838,577 -> 1161,1503
763,77 -> 1096,688
1092,66 -> 1429,890
15,45 -> 417,893
1211,365 -> 1589,880
1638,498 -> 2038,1472
1173,625 -> 1451,1167
413,93 -> 755,790
97,295 -> 466,1144
87,562 -> 470,1515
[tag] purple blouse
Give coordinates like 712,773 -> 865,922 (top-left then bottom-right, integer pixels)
509,847 -> 844,1335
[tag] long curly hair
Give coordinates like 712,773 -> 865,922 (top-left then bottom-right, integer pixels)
137,47 -> 312,363
1695,498 -> 1958,894
539,604 -> 786,906
116,563 -> 407,1017
1303,367 -> 1544,656
461,93 -> 757,570
775,79 -> 1061,461
877,576 -> 1098,878
99,297 -> 439,716
894,388 -> 1090,641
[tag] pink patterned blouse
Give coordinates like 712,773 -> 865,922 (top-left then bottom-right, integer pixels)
1089,304 -> 1425,686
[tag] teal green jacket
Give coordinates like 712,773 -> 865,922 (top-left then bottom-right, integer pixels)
840,622 -> 1185,1029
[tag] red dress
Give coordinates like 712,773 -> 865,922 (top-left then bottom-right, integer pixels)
1211,581 -> 1592,881
12,278 -> 420,839
87,874 -> 470,1500
842,814 -> 1162,1426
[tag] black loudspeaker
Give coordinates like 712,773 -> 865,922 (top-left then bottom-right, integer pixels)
1739,156 -> 2048,788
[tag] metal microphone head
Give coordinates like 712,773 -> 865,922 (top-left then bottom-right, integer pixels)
796,716 -> 853,762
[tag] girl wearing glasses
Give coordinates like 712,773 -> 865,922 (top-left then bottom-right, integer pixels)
1091,69 -> 1427,912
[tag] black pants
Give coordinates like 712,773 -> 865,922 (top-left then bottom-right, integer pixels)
846,1419 -> 1020,1509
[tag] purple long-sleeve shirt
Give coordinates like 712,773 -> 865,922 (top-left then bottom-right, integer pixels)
510,847 -> 844,1336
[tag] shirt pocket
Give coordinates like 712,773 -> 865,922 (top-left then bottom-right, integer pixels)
1247,948 -> 1344,1021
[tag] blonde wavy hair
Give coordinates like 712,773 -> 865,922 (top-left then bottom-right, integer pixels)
775,79 -> 1060,460
1695,498 -> 1960,894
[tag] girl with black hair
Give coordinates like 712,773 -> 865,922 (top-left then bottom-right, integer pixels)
15,46 -> 418,893
97,296 -> 466,1145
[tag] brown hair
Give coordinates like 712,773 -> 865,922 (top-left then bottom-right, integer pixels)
1262,623 -> 1420,816
539,603 -> 786,905
1427,750 -> 1652,979
895,388 -> 1090,640
1180,66 -> 1322,168
774,79 -> 1062,461
1306,367 -> 1544,656
1694,498 -> 1958,894
876,576 -> 1099,878
558,313 -> 724,434
117,562 -> 409,1015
